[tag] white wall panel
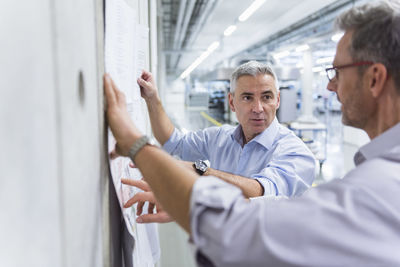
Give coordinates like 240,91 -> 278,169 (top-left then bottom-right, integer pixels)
0,1 -> 62,266
52,0 -> 105,266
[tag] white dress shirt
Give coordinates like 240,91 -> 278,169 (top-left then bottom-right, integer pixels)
190,122 -> 400,266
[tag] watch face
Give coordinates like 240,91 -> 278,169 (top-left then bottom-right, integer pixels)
195,160 -> 208,173
198,161 -> 207,172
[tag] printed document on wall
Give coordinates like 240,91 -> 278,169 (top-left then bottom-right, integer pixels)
105,0 -> 157,266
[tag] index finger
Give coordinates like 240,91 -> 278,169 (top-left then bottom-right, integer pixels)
121,178 -> 151,191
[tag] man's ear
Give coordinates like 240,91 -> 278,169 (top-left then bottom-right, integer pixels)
276,91 -> 281,109
368,63 -> 388,98
228,92 -> 235,112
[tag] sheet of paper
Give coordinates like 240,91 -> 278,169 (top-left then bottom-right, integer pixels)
105,0 -> 157,265
134,24 -> 149,87
133,23 -> 161,263
105,0 -> 139,103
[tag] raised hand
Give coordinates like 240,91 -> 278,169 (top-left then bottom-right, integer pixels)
137,70 -> 159,101
104,74 -> 142,156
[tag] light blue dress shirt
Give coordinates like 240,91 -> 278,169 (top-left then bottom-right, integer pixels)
190,122 -> 400,267
163,118 -> 316,197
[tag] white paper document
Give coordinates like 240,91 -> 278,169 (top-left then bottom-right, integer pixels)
105,0 -> 159,265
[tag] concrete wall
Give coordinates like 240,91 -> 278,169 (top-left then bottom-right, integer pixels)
0,0 -> 109,266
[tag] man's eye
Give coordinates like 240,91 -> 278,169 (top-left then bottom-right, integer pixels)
263,95 -> 272,100
243,96 -> 251,101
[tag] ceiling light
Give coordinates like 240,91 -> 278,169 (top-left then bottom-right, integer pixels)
331,32 -> 344,42
207,41 -> 220,52
316,56 -> 334,64
238,0 -> 266,22
224,25 -> 237,36
273,50 -> 290,59
180,41 -> 220,79
295,44 -> 310,52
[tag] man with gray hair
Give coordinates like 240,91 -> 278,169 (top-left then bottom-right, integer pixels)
134,61 -> 315,207
105,0 -> 400,265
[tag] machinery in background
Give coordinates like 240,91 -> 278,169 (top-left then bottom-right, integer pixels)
186,86 -> 209,107
207,80 -> 229,109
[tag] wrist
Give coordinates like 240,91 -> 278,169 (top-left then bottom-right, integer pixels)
128,135 -> 155,163
203,167 -> 212,176
118,132 -> 141,155
144,93 -> 161,105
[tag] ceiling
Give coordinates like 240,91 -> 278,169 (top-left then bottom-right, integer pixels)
159,0 -> 372,81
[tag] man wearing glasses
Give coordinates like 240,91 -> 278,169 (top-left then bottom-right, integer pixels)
104,1 -> 400,265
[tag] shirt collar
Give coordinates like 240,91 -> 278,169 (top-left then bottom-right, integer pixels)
354,122 -> 400,166
231,118 -> 279,149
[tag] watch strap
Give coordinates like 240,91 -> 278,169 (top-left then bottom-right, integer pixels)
128,135 -> 150,163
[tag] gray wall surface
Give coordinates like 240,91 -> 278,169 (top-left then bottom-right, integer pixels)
0,0 -> 111,266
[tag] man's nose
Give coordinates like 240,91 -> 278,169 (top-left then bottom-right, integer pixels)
252,100 -> 263,113
326,79 -> 337,92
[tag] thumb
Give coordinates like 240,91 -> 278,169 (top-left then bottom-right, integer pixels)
109,148 -> 120,159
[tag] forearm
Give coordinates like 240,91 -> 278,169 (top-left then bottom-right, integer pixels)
205,168 -> 263,198
134,145 -> 198,233
145,97 -> 175,145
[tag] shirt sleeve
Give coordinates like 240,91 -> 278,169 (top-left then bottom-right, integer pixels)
162,127 -> 218,161
252,140 -> 316,197
190,175 -> 398,267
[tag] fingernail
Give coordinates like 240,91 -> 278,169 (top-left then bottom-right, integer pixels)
136,217 -> 143,223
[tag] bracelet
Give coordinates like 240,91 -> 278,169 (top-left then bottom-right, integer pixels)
128,135 -> 150,163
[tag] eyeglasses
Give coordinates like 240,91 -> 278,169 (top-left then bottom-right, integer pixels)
325,61 -> 374,81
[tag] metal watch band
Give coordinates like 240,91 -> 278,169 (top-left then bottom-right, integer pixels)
128,135 -> 150,163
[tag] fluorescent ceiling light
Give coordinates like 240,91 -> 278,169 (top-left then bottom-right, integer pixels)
238,0 -> 266,22
207,41 -> 220,52
295,44 -> 310,52
224,25 -> 237,36
273,50 -> 290,59
312,66 -> 324,72
180,41 -> 220,79
316,56 -> 334,64
331,32 -> 344,42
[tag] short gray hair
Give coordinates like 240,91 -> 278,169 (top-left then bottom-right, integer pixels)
230,61 -> 280,93
336,0 -> 400,92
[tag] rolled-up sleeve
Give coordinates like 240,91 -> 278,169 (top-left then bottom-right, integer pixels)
191,176 -> 295,267
190,176 -> 243,266
253,142 -> 316,197
190,169 -> 400,267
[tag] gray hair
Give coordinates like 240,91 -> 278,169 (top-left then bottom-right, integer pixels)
230,61 -> 280,93
336,0 -> 400,92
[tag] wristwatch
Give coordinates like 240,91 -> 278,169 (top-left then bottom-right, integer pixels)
128,135 -> 153,163
193,159 -> 210,175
